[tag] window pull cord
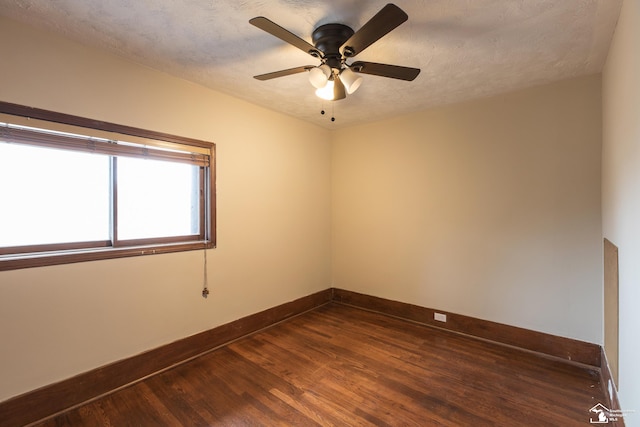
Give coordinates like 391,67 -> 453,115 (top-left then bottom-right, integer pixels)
202,248 -> 210,298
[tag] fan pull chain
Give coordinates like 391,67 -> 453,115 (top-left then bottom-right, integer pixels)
319,101 -> 336,122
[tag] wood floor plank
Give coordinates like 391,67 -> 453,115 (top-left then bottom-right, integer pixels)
34,303 -> 605,426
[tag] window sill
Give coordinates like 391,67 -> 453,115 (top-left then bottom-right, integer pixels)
0,241 -> 215,271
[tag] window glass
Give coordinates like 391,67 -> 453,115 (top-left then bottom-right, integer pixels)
116,157 -> 200,240
0,142 -> 110,247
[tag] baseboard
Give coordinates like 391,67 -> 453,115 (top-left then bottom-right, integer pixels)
332,288 -> 601,367
600,347 -> 626,427
0,289 -> 333,427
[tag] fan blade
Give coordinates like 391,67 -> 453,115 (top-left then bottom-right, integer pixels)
341,4 -> 408,57
351,61 -> 420,81
250,17 -> 319,57
254,66 -> 315,81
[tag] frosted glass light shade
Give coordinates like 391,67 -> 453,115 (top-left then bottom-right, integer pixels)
315,76 -> 346,101
340,68 -> 363,94
315,79 -> 335,100
309,64 -> 331,89
333,75 -> 346,100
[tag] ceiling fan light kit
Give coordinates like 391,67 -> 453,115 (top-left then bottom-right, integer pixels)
250,3 -> 420,103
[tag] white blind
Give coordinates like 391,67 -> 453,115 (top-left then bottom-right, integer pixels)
0,122 -> 210,167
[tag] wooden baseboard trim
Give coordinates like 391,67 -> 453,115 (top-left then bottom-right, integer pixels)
0,289 -> 333,427
331,288 -> 601,367
600,347 -> 626,427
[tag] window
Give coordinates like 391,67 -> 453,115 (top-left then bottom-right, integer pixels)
0,102 -> 215,271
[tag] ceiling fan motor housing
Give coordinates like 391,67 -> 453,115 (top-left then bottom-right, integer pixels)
312,24 -> 354,70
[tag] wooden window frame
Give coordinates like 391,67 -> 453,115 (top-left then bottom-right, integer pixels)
0,101 -> 216,271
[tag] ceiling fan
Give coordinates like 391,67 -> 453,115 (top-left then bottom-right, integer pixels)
249,3 -> 420,101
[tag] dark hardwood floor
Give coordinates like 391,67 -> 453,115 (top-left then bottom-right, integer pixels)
34,303 -> 605,426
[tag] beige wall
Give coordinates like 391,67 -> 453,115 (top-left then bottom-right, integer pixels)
332,75 -> 603,344
603,0 -> 640,417
0,17 -> 332,402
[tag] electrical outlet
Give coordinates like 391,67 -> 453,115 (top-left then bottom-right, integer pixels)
434,312 -> 447,322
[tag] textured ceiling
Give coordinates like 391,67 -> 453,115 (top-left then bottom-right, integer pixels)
0,1 -> 621,129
